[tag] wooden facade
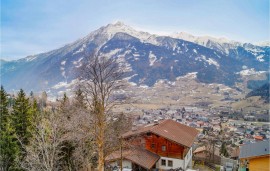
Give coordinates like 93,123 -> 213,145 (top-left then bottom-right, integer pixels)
144,133 -> 186,159
125,132 -> 188,159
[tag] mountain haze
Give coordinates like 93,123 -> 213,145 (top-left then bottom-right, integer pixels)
1,22 -> 269,95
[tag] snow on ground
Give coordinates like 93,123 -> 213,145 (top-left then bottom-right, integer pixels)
73,44 -> 86,55
73,57 -> 83,68
133,53 -> 140,60
102,22 -> 160,45
238,68 -> 266,76
193,49 -> 197,54
25,56 -> 37,61
139,85 -> 149,89
116,54 -> 132,72
128,82 -> 137,86
124,74 -> 138,81
176,72 -> 198,80
61,60 -> 66,65
133,53 -> 140,57
201,55 -> 220,68
102,48 -> 122,58
149,51 -> 157,66
256,55 -> 265,62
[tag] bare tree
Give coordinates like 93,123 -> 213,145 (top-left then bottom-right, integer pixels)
78,54 -> 126,171
20,111 -> 65,171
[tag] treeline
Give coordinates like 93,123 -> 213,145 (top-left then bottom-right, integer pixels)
0,86 -> 131,171
1,55 -> 131,171
246,83 -> 269,103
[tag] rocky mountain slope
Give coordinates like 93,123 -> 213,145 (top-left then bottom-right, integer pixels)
1,22 -> 269,95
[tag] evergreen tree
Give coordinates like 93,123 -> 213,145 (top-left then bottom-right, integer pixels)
59,93 -> 70,115
0,86 -> 9,130
40,91 -> 47,108
12,89 -> 32,151
74,88 -> 86,109
220,142 -> 229,157
59,93 -> 76,170
0,86 -> 19,170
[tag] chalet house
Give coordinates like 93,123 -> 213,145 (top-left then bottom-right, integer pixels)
193,146 -> 221,165
239,140 -> 270,171
106,119 -> 199,170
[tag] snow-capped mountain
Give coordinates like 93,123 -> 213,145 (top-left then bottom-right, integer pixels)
1,22 -> 269,94
171,32 -> 269,57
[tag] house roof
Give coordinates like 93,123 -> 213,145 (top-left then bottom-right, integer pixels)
122,119 -> 199,148
254,135 -> 263,140
106,148 -> 160,170
239,140 -> 270,159
193,146 -> 206,154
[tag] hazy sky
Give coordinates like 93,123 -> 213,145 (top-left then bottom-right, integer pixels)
1,0 -> 269,60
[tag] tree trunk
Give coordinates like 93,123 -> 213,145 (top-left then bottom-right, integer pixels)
97,139 -> 104,171
97,108 -> 105,171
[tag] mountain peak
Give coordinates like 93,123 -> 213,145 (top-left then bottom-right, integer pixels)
113,21 -> 125,26
255,41 -> 270,47
92,21 -> 156,44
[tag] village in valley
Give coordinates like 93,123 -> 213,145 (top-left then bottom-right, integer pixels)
105,104 -> 269,171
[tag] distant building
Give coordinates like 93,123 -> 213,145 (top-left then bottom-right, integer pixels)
239,141 -> 270,171
106,119 -> 199,170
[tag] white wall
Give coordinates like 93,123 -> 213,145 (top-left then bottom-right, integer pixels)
156,157 -> 184,170
184,147 -> 193,169
155,147 -> 193,170
109,160 -> 132,169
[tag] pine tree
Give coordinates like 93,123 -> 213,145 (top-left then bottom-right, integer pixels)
12,89 -> 32,150
0,86 -> 9,130
0,86 -> 19,170
220,142 -> 229,157
59,93 -> 70,115
59,93 -> 76,170
40,91 -> 47,108
74,88 -> 87,109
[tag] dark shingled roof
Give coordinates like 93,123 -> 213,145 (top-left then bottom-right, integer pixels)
239,140 -> 270,159
122,119 -> 199,147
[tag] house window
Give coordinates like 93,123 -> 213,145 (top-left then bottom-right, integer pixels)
161,159 -> 166,166
168,160 -> 173,167
162,145 -> 166,151
151,143 -> 155,149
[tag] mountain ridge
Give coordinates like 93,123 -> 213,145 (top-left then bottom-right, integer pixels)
1,22 -> 269,95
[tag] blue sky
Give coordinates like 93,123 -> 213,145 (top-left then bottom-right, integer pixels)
1,0 -> 269,60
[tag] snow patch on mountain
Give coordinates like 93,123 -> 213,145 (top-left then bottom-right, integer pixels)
176,72 -> 198,80
237,68 -> 266,76
201,55 -> 220,68
116,54 -> 132,72
73,57 -> 83,68
103,48 -> 122,57
171,32 -> 242,54
25,55 -> 37,62
255,41 -> 270,47
73,44 -> 86,55
149,51 -> 157,66
124,74 -> 138,81
139,85 -> 149,89
256,55 -> 265,62
92,22 -> 159,46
